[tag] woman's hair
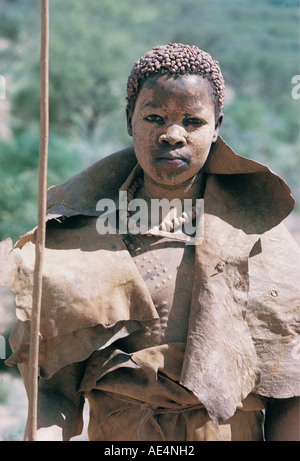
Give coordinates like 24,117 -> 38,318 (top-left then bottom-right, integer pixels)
126,43 -> 225,118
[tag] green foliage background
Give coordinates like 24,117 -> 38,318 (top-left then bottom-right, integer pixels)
0,0 -> 299,242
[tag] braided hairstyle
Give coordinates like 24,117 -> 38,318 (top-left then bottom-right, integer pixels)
126,43 -> 225,119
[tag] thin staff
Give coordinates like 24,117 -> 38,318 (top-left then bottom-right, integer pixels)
27,0 -> 49,441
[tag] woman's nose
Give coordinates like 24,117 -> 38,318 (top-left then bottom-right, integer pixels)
159,125 -> 187,146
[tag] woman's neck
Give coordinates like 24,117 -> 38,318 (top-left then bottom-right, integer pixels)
136,170 -> 205,205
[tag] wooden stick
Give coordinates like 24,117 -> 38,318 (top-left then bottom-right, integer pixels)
27,0 -> 49,441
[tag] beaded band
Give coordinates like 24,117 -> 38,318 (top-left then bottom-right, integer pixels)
123,176 -> 197,236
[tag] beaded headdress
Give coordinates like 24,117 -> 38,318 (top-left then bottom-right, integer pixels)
126,43 -> 225,116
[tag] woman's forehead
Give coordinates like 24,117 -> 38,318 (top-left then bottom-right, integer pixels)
136,74 -> 215,110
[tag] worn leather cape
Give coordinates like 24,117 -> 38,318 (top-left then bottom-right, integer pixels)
1,136 -> 299,424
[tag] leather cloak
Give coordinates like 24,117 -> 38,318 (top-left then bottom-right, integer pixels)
1,136 -> 299,423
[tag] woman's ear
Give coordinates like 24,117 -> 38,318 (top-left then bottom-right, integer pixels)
126,106 -> 133,136
212,113 -> 223,143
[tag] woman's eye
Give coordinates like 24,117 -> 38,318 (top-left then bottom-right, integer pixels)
144,115 -> 164,124
184,118 -> 205,126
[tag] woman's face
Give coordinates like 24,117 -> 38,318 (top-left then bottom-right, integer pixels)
127,73 -> 222,186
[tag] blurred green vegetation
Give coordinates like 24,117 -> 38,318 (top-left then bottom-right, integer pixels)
0,0 -> 299,242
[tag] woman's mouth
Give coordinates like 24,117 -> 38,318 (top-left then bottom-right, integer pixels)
155,151 -> 190,167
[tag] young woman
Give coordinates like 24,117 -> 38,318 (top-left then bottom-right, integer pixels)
3,43 -> 299,441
